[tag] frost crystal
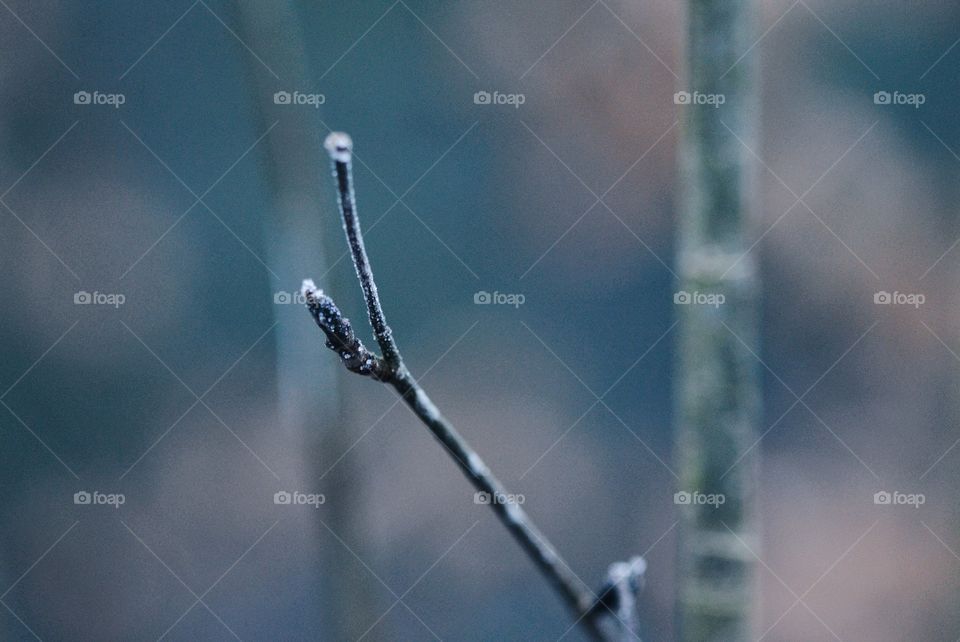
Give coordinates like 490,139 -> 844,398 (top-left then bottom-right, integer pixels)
324,132 -> 353,163
301,279 -> 320,300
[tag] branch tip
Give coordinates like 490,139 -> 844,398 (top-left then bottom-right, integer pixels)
324,132 -> 353,163
301,278 -> 319,300
608,556 -> 646,587
300,277 -> 389,380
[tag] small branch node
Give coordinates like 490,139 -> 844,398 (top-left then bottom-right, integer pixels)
592,556 -> 647,641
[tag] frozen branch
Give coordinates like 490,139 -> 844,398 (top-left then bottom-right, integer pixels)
302,132 -> 648,641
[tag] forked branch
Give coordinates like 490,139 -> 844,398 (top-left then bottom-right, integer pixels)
303,132 -> 643,641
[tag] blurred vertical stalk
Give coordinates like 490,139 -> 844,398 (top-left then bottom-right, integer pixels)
235,3 -> 372,639
675,1 -> 759,641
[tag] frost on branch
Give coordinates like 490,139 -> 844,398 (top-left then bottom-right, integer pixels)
301,279 -> 389,380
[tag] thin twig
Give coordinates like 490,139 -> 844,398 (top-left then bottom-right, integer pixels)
324,133 -> 401,369
305,132 -> 644,641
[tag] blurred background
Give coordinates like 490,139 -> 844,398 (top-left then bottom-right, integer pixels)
1,0 -> 959,639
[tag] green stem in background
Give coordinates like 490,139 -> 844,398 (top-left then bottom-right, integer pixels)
234,2 -> 374,638
675,1 -> 760,640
